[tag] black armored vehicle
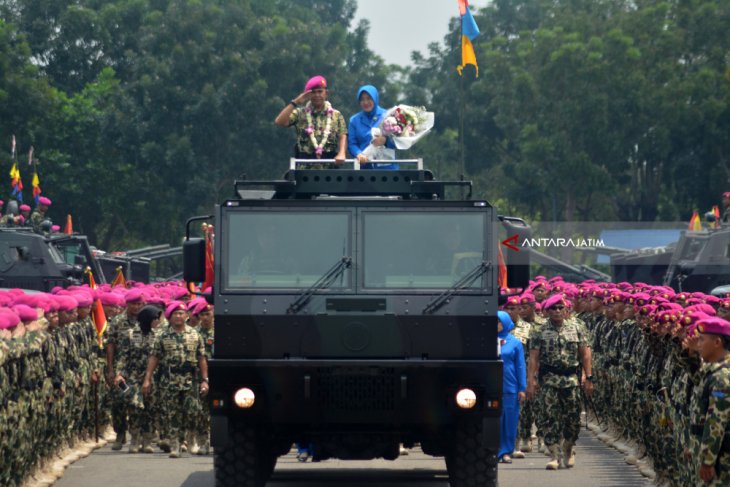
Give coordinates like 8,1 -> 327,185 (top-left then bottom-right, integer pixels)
185,160 -> 530,487
0,228 -> 106,290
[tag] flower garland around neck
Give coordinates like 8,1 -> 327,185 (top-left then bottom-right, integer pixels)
304,101 -> 334,158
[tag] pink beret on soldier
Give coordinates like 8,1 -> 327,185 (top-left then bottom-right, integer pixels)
19,204 -> 30,212
697,317 -> 730,337
56,295 -> 78,312
505,296 -> 520,307
723,192 -> 730,198
304,75 -> 327,92
165,301 -> 188,319
13,304 -> 38,322
520,293 -> 536,305
125,288 -> 145,303
38,196 -> 51,206
543,294 -> 567,310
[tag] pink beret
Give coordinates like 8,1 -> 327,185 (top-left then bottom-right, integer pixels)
520,293 -> 536,305
191,301 -> 212,316
187,297 -> 206,311
165,301 -> 188,319
680,311 -> 711,327
638,305 -> 657,316
51,225 -> 60,233
505,296 -> 520,306
13,304 -> 37,322
0,200 -> 3,206
543,294 -> 567,310
697,317 -> 730,337
656,311 -> 678,325
304,75 -> 327,92
720,299 -> 730,310
686,304 -> 717,316
38,196 -> 51,206
19,204 -> 30,211
704,296 -> 721,305
125,288 -> 145,303
723,192 -> 730,198
71,292 -> 93,307
0,313 -> 19,330
56,295 -> 78,312
169,286 -> 189,299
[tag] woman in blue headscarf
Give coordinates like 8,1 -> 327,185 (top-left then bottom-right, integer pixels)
497,310 -> 527,463
348,85 -> 398,169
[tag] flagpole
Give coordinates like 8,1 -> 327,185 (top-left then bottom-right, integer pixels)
458,10 -> 466,198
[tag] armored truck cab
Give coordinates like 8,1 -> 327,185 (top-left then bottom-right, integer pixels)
185,160 -> 524,487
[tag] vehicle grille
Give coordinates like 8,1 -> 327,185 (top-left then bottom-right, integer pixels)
316,367 -> 397,412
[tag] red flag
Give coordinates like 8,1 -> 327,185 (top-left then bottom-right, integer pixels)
111,266 -> 127,288
64,214 -> 73,234
498,245 -> 508,290
202,224 -> 215,291
688,211 -> 702,231
86,268 -> 108,346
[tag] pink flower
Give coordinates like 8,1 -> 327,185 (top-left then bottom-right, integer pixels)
315,146 -> 324,157
305,126 -> 314,135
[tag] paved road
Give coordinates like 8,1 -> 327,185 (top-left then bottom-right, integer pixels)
56,428 -> 652,487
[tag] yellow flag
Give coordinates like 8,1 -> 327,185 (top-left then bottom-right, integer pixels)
457,36 -> 479,76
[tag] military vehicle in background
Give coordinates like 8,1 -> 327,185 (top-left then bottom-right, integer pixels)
184,159 -> 531,487
96,244 -> 183,283
0,228 -> 105,291
608,227 -> 730,293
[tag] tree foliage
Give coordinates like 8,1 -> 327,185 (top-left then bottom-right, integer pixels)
0,0 -> 728,249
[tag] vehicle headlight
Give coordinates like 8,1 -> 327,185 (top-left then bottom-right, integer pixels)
455,388 -> 477,409
234,387 -> 256,408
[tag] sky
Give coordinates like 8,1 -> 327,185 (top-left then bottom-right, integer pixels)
353,0 -> 491,68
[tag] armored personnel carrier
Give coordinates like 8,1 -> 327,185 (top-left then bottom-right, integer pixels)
184,160 -> 531,487
0,228 -> 105,291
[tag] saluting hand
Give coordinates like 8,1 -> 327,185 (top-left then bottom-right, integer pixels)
293,90 -> 312,106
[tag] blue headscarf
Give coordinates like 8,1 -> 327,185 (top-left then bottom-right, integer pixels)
497,310 -> 515,339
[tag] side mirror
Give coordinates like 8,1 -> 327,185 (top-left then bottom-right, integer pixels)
183,238 -> 206,283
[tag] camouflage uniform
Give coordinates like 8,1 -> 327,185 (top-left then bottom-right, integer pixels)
513,317 -> 537,444
152,325 -> 205,451
107,313 -> 139,443
116,324 -> 157,449
195,325 -> 214,451
29,209 -> 45,234
690,354 -> 730,486
530,317 -> 590,449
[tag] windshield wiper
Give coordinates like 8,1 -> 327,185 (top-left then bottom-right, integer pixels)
422,261 -> 492,315
286,256 -> 352,314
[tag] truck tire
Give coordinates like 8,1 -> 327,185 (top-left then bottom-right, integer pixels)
445,421 -> 498,487
214,422 -> 277,487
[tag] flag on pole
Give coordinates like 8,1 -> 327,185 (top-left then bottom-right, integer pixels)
32,171 -> 41,204
457,0 -> 480,76
688,211 -> 702,231
64,214 -> 73,234
111,266 -> 127,288
498,245 -> 508,290
9,163 -> 23,202
202,224 -> 215,291
712,205 -> 721,228
85,267 -> 108,347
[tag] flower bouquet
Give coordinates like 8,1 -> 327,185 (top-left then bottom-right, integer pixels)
361,105 -> 435,160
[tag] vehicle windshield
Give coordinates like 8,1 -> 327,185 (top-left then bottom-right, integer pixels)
224,212 -> 351,289
363,212 -> 486,289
